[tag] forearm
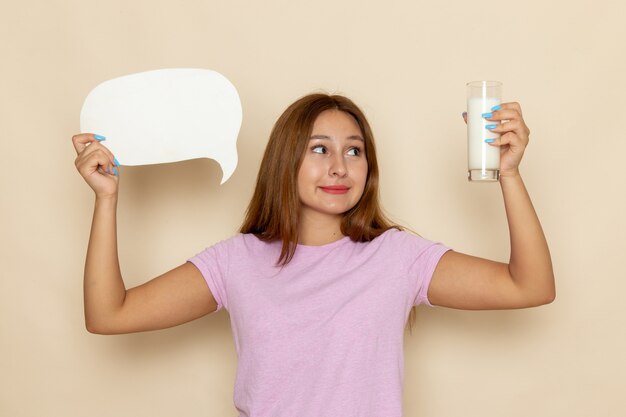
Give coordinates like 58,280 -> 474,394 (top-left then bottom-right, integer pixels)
83,196 -> 126,332
500,171 -> 555,304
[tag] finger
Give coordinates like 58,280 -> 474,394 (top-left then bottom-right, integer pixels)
74,139 -> 119,170
75,144 -> 119,176
72,133 -> 106,155
485,133 -> 507,148
487,132 -> 516,149
483,108 -> 528,140
486,130 -> 528,154
487,118 -> 522,133
487,118 -> 530,143
483,108 -> 520,122
94,151 -> 119,177
76,146 -> 118,177
498,101 -> 523,116
462,111 -> 467,124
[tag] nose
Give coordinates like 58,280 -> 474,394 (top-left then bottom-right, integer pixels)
329,154 -> 347,177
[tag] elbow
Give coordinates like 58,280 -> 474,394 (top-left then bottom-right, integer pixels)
85,320 -> 105,334
543,272 -> 557,305
86,323 -> 118,335
536,290 -> 556,307
530,279 -> 556,307
85,318 -> 118,335
84,304 -> 125,335
518,272 -> 555,308
85,312 -> 101,334
522,292 -> 554,309
545,284 -> 556,304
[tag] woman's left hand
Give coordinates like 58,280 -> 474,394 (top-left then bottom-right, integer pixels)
463,102 -> 530,178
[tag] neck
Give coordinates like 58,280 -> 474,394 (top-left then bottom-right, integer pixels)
298,210 -> 344,246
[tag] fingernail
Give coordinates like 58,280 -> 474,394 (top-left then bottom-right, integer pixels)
491,104 -> 502,111
485,124 -> 497,129
484,138 -> 495,143
482,112 -> 493,118
113,157 -> 120,167
113,167 -> 118,176
94,134 -> 106,141
462,111 -> 467,117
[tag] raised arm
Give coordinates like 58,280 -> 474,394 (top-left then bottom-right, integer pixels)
427,103 -> 555,310
73,134 -> 217,334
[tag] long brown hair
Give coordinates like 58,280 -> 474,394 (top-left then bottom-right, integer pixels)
239,93 -> 420,334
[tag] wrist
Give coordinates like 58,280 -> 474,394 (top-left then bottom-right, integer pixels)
95,194 -> 118,206
499,168 -> 521,180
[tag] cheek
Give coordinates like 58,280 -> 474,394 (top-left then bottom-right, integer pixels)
355,161 -> 368,185
350,164 -> 368,199
297,160 -> 316,194
296,162 -> 307,187
299,159 -> 325,182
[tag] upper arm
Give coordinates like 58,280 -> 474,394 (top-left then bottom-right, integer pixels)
91,262 -> 218,334
427,251 -> 535,310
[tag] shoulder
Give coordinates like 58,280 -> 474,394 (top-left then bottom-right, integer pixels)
373,227 -> 431,246
190,233 -> 258,257
189,233 -> 277,269
372,228 -> 450,260
211,233 -> 273,253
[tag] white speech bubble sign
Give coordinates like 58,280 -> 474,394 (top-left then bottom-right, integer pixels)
80,68 -> 242,184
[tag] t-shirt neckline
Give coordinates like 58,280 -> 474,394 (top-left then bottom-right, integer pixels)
295,235 -> 351,251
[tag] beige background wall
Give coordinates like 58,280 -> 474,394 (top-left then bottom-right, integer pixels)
1,0 -> 624,416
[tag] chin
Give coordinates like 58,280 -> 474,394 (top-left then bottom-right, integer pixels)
301,204 -> 353,218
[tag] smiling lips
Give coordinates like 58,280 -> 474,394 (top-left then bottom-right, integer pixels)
319,185 -> 350,194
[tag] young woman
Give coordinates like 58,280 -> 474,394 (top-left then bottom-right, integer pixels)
72,93 -> 555,416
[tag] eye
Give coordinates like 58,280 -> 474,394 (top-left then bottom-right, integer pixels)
347,147 -> 362,156
311,145 -> 327,154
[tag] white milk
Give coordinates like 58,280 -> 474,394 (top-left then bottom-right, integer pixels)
467,96 -> 500,174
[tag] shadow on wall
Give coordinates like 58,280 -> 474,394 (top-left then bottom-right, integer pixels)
413,305 -> 554,342
106,309 -> 233,363
119,158 -> 224,205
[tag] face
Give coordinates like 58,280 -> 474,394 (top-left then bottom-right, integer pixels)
297,109 -> 368,221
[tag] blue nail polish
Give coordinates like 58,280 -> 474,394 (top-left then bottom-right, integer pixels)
485,138 -> 495,143
113,167 -> 118,176
94,134 -> 106,141
114,157 -> 120,167
485,124 -> 497,129
491,104 -> 502,111
482,112 -> 493,118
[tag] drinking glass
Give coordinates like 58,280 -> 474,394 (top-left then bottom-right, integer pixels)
466,80 -> 502,181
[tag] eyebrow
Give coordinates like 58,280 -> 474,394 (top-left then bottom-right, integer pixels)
309,134 -> 364,142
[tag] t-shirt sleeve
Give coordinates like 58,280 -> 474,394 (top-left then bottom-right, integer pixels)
399,231 -> 452,308
186,237 -> 233,313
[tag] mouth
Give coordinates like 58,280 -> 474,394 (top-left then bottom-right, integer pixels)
319,185 -> 350,195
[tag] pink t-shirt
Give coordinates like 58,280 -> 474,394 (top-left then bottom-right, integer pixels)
187,228 -> 451,417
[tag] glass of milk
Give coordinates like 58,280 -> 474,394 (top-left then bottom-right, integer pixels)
466,80 -> 502,181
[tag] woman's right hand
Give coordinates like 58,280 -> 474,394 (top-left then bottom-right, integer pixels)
72,133 -> 120,199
